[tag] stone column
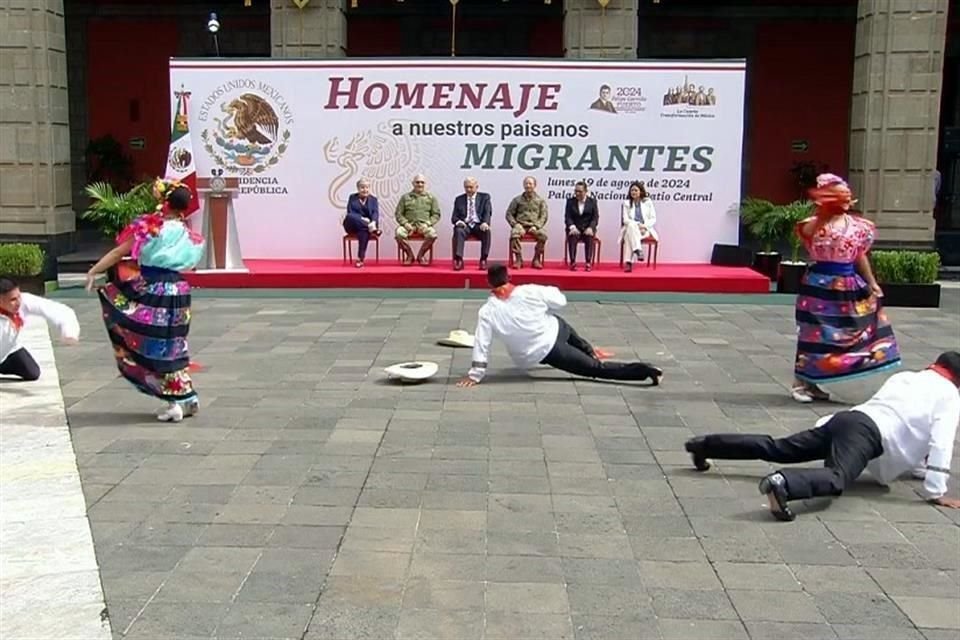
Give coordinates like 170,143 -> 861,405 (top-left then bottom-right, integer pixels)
564,0 -> 637,59
848,0 -> 948,247
0,0 -> 75,266
271,0 -> 346,58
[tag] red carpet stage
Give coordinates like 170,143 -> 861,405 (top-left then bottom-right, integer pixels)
185,260 -> 770,293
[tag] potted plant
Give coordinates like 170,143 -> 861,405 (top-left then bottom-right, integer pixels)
82,181 -> 158,281
776,200 -> 815,294
0,243 -> 46,295
870,250 -> 941,308
82,181 -> 158,239
85,135 -> 135,189
789,161 -> 829,200
739,197 -> 781,280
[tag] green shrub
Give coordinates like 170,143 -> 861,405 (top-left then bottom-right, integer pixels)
0,243 -> 45,276
739,198 -> 776,252
82,181 -> 159,238
739,197 -> 814,255
870,250 -> 941,284
780,200 -> 815,262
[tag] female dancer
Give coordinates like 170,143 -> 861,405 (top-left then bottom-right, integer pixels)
791,173 -> 900,402
85,179 -> 205,422
619,181 -> 659,272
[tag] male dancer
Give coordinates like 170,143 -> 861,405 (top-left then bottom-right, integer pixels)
457,264 -> 662,386
0,277 -> 80,380
685,351 -> 960,521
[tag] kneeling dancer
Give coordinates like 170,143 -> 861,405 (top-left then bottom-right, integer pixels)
0,277 -> 80,380
685,352 -> 960,521
457,264 -> 662,387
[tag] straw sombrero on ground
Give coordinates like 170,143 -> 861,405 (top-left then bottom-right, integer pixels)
437,329 -> 474,348
384,361 -> 439,383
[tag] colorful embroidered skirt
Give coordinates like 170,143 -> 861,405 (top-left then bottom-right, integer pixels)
794,261 -> 900,384
97,265 -> 197,403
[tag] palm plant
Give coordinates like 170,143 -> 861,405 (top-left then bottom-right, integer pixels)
82,181 -> 158,238
740,197 -> 815,256
739,197 -> 777,252
778,200 -> 815,262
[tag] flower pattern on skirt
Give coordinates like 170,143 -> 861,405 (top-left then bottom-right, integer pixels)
794,269 -> 900,384
98,269 -> 196,403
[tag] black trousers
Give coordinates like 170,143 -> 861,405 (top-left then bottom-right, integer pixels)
566,231 -> 596,264
0,348 -> 41,381
540,317 -> 659,381
343,214 -> 373,260
453,223 -> 491,261
698,410 -> 883,500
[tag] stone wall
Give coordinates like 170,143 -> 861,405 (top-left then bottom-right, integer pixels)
564,0 -> 637,59
271,0 -> 346,58
849,0 -> 948,246
0,0 -> 75,267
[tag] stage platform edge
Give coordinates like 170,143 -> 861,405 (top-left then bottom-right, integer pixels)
183,259 -> 770,294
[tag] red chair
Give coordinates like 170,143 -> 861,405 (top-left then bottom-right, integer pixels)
396,231 -> 435,264
619,236 -> 659,269
563,236 -> 602,266
342,233 -> 380,265
509,232 -> 546,268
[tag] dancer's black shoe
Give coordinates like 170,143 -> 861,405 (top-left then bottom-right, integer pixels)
758,472 -> 795,522
684,437 -> 710,472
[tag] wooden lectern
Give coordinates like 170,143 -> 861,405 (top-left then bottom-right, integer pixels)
196,175 -> 247,271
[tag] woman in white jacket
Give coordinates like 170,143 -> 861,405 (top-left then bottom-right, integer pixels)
619,181 -> 659,272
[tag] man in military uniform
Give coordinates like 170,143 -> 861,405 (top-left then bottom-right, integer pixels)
395,174 -> 441,266
505,176 -> 548,269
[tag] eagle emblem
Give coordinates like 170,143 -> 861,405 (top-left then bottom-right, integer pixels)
201,90 -> 291,175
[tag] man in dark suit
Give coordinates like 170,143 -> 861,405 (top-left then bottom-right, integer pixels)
342,178 -> 380,268
590,85 -> 617,113
451,176 -> 492,271
564,180 -> 599,271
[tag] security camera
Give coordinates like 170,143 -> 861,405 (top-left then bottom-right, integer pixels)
207,13 -> 220,34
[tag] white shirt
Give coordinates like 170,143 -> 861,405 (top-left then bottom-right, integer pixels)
467,284 -> 566,382
0,292 -> 80,363
817,370 -> 959,499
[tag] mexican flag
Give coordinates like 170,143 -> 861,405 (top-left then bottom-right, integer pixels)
165,85 -> 199,216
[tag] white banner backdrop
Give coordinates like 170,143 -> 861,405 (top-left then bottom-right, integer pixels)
169,58 -> 745,262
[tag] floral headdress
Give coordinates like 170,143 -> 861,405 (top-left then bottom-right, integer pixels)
809,172 -> 857,212
152,178 -> 194,217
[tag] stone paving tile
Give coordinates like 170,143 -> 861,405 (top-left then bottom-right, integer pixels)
38,293 -> 960,639
921,630 -> 960,640
0,325 -> 112,637
893,596 -> 960,630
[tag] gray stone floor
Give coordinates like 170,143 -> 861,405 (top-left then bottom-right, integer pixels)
50,291 -> 960,640
1,320 -> 111,640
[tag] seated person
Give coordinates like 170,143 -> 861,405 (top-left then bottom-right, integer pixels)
395,174 -> 441,266
506,176 -> 548,270
619,181 -> 659,272
451,177 -> 492,271
564,180 -> 599,271
342,178 -> 380,268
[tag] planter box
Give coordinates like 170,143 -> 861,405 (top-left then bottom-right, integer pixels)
710,243 -> 753,267
880,283 -> 941,308
14,275 -> 45,296
752,252 -> 781,281
777,261 -> 807,294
